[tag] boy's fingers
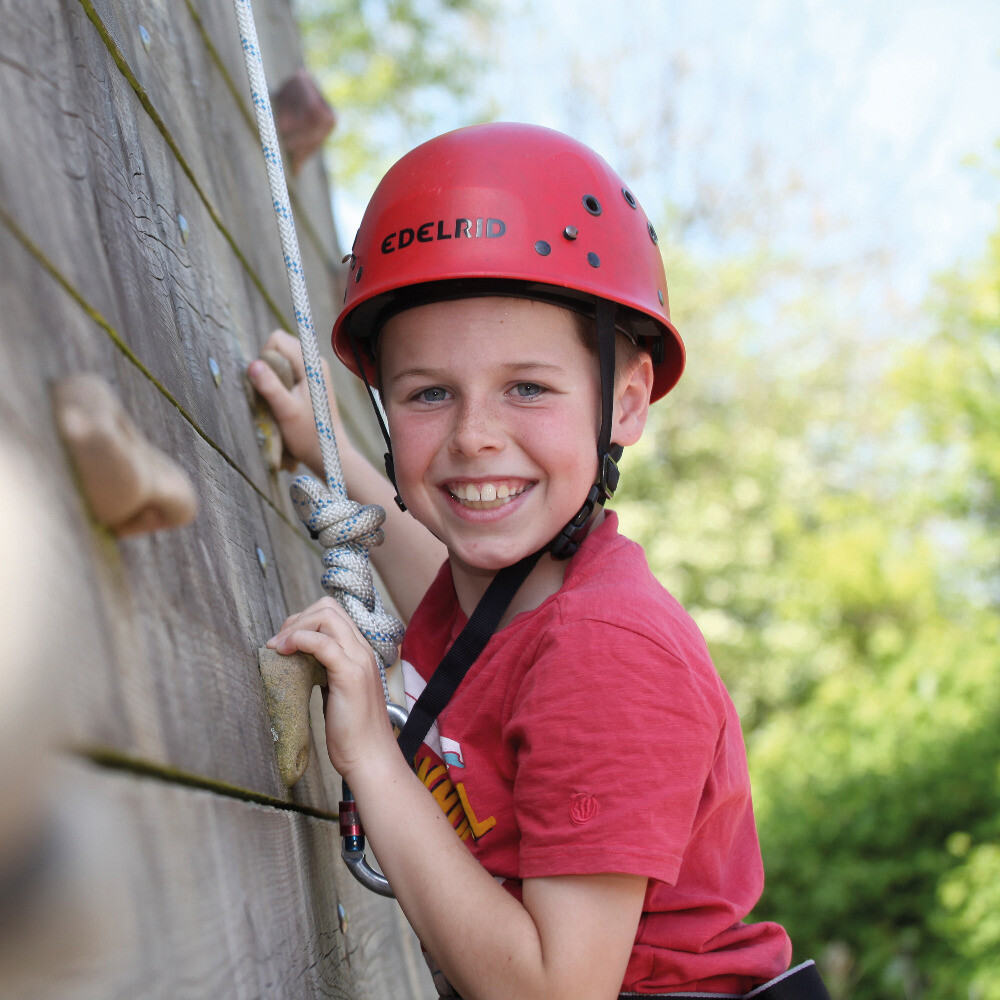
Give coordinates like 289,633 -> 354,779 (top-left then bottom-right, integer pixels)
248,360 -> 303,424
268,600 -> 371,656
263,329 -> 308,382
278,625 -> 376,679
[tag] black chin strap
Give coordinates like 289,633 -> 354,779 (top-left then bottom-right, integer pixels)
348,336 -> 407,511
550,297 -> 621,559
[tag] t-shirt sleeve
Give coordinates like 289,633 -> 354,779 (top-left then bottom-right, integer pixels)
507,618 -> 726,886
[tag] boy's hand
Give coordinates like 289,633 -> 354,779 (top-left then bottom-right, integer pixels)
248,329 -> 346,478
266,597 -> 397,779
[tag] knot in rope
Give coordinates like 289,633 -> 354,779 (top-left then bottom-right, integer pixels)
290,476 -> 405,673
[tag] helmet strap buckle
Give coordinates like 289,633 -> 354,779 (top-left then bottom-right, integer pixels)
383,451 -> 407,512
597,450 -> 620,504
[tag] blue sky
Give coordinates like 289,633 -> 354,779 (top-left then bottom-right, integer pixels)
332,0 -> 1000,318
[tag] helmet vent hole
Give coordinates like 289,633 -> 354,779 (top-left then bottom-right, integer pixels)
587,252 -> 601,268
622,187 -> 637,209
534,240 -> 551,256
658,289 -> 664,306
354,265 -> 364,283
582,195 -> 602,217
647,221 -> 658,245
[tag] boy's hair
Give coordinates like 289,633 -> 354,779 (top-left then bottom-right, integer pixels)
568,310 -> 648,384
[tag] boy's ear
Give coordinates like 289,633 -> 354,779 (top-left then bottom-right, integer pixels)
612,353 -> 654,448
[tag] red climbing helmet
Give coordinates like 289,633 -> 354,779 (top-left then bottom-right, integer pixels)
332,122 -> 684,401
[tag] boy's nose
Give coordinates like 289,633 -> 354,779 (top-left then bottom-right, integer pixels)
448,400 -> 504,456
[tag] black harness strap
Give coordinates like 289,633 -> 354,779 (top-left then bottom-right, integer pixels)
744,961 -> 831,1000
396,548 -> 544,765
618,960 -> 832,1000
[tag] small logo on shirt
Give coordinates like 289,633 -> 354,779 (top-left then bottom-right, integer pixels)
440,737 -> 465,768
570,791 -> 600,825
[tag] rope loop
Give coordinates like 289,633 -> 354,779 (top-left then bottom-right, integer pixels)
290,476 -> 405,676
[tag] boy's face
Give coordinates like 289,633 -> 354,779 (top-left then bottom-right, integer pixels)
379,297 -> 603,579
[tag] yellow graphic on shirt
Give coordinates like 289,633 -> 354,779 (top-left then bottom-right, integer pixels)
416,756 -> 497,841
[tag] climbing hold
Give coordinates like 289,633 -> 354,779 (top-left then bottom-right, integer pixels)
178,213 -> 190,243
271,68 -> 336,176
258,647 -> 326,788
208,356 -> 222,387
53,374 -> 198,536
139,25 -> 151,52
249,344 -> 298,473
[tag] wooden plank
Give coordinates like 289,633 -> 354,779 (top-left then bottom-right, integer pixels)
1,756 -> 429,1000
83,0 -> 300,320
1,0 -> 385,494
164,0 -> 386,462
0,1 -> 280,504
85,0 -> 386,462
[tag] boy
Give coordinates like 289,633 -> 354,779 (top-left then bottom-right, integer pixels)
250,123 -> 799,999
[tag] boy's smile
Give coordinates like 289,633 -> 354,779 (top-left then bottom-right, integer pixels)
379,296 -> 605,600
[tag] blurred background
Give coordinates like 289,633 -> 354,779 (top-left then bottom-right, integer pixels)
296,2 -> 999,997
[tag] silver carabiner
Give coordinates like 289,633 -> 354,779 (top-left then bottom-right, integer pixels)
340,701 -> 409,897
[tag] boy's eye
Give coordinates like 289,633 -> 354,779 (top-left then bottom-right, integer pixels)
416,386 -> 449,403
512,382 -> 544,399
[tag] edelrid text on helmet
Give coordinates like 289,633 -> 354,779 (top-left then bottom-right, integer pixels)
380,217 -> 507,253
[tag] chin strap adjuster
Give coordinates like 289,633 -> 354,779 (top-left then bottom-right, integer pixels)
550,445 -> 622,560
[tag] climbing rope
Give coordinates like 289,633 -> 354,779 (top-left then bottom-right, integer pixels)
234,0 -> 405,898
232,0 -> 405,696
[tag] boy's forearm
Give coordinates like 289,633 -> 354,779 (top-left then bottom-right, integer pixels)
347,755 -> 559,1000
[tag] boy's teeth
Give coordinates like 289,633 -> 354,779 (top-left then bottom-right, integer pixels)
452,482 -> 523,503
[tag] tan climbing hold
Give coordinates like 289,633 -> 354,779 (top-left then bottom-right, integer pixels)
53,374 -> 198,536
251,344 -> 299,474
258,647 -> 326,788
272,68 -> 337,176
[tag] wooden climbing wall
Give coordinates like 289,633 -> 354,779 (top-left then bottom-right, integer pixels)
0,1 -> 431,997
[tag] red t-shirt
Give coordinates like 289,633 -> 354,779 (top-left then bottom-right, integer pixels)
401,513 -> 791,994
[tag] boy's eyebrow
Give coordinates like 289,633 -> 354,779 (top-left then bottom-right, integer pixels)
387,360 -> 566,386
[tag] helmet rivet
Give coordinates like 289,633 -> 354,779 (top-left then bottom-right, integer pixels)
354,265 -> 364,283
534,240 -> 551,256
562,225 -> 579,241
587,252 -> 600,268
582,195 -> 602,217
648,221 -> 658,246
658,289 -> 664,306
622,187 -> 637,209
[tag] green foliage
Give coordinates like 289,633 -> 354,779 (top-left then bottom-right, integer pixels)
296,0 -> 494,190
891,230 -> 1000,602
618,201 -> 1000,998
752,616 -> 999,999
